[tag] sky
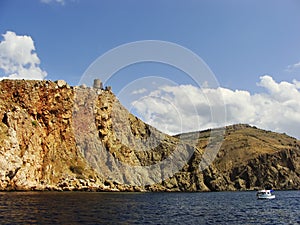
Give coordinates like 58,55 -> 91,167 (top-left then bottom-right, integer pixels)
0,0 -> 300,139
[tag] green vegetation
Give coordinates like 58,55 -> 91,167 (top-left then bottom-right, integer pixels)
69,165 -> 84,175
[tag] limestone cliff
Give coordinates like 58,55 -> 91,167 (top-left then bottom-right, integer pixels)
0,80 -> 299,191
0,80 -> 100,191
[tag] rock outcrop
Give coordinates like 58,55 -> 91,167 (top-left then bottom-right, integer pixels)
174,124 -> 300,191
0,79 -> 299,191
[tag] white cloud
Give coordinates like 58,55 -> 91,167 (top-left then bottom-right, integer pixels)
258,75 -> 300,102
286,61 -> 300,72
0,31 -> 47,80
40,0 -> 66,5
293,79 -> 300,89
131,75 -> 300,139
131,88 -> 147,95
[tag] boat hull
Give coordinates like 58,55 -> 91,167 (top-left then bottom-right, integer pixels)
257,195 -> 275,200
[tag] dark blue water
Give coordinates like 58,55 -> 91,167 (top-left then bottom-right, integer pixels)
0,191 -> 299,224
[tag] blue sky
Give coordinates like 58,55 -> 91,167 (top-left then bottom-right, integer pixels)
1,0 -> 300,138
1,0 -> 300,89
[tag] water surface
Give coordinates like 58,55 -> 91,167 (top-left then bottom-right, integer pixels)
0,191 -> 299,224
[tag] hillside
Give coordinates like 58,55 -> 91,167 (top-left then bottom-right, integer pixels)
175,124 -> 300,191
0,79 -> 299,191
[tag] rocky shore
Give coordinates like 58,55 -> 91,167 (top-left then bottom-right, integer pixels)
0,79 -> 299,191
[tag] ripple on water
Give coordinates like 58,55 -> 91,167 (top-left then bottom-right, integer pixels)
0,191 -> 299,225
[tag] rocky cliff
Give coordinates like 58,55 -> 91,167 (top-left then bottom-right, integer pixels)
0,79 -> 299,191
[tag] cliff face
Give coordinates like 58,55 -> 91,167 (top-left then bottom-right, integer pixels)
0,79 -> 299,191
0,80 -> 100,190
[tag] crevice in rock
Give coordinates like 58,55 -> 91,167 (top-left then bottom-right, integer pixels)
6,167 -> 21,180
2,113 -> 9,126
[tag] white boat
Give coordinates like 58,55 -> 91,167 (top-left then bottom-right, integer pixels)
256,189 -> 275,199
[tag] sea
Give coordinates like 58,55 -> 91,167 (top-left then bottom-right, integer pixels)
0,190 -> 299,225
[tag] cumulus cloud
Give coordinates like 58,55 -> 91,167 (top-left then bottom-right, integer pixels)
0,31 -> 47,80
293,79 -> 300,89
131,75 -> 300,139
